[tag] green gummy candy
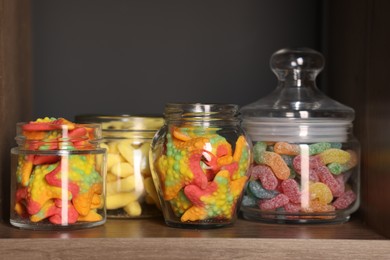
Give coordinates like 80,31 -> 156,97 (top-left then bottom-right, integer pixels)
327,163 -> 343,175
308,142 -> 331,155
330,143 -> 342,149
253,142 -> 267,163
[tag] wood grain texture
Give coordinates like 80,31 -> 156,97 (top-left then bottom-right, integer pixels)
325,0 -> 390,238
0,0 -> 32,221
0,216 -> 386,240
0,217 -> 388,259
0,237 -> 389,260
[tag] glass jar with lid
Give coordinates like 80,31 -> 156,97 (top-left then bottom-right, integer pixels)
149,103 -> 252,228
240,48 -> 360,223
75,114 -> 164,218
10,117 -> 106,229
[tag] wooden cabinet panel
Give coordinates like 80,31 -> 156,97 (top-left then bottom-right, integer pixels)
0,0 -> 32,220
325,0 -> 390,237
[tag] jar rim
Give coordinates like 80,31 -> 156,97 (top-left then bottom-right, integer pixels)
75,114 -> 164,131
75,114 -> 163,123
164,103 -> 240,122
15,120 -> 103,150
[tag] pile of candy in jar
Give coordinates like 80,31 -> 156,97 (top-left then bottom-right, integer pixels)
242,141 -> 358,219
13,117 -> 104,225
99,119 -> 161,218
153,126 -> 251,223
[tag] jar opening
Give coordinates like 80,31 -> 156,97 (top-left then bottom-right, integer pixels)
75,114 -> 164,131
15,118 -> 102,150
164,103 -> 240,122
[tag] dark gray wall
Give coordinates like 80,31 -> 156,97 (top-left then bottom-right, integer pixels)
31,0 -> 321,120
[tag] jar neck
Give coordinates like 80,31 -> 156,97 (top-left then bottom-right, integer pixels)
275,69 -> 318,88
164,103 -> 241,125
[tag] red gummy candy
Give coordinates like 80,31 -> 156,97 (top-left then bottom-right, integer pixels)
68,127 -> 87,138
221,162 -> 239,179
22,122 -> 60,131
184,182 -> 218,207
281,179 -> 301,204
315,166 -> 343,197
33,155 -> 60,165
250,165 -> 278,190
188,152 -> 210,190
45,163 -> 80,198
259,194 -> 289,211
49,199 -> 79,224
333,190 -> 357,209
15,187 -> 28,202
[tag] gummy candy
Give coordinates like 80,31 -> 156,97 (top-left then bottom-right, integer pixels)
247,180 -> 279,199
250,165 -> 278,190
318,148 -> 351,165
254,150 -> 290,180
12,117 -> 105,225
243,140 -> 358,220
274,142 -> 332,156
333,190 -> 357,209
327,150 -> 358,175
316,166 -> 344,197
153,126 -> 251,223
281,179 -> 301,204
258,194 -> 289,211
309,182 -> 333,204
274,142 -> 300,155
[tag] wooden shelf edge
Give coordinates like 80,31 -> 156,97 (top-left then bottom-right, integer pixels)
0,237 -> 389,259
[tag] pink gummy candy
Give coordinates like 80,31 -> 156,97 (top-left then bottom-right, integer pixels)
250,165 -> 278,190
315,166 -> 344,197
259,194 -> 289,211
298,167 -> 320,182
284,202 -> 301,213
333,190 -> 357,209
293,155 -> 322,173
335,175 -> 346,195
281,179 -> 301,204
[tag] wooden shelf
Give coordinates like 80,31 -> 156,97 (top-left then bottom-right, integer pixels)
0,215 -> 389,259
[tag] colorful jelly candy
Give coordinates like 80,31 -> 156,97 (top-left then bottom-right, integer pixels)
13,117 -> 105,225
153,126 -> 251,223
333,190 -> 357,209
254,150 -> 290,180
244,140 -> 359,220
327,150 -> 358,175
281,179 -> 301,204
247,180 -> 279,199
250,165 -> 278,190
258,194 -> 289,211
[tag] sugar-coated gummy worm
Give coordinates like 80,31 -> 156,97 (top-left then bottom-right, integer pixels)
245,141 -> 358,217
254,151 -> 290,180
154,126 -> 251,222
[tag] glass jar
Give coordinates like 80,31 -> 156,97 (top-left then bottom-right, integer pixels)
75,115 -> 164,218
240,48 -> 360,223
10,117 -> 106,230
149,103 -> 252,228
